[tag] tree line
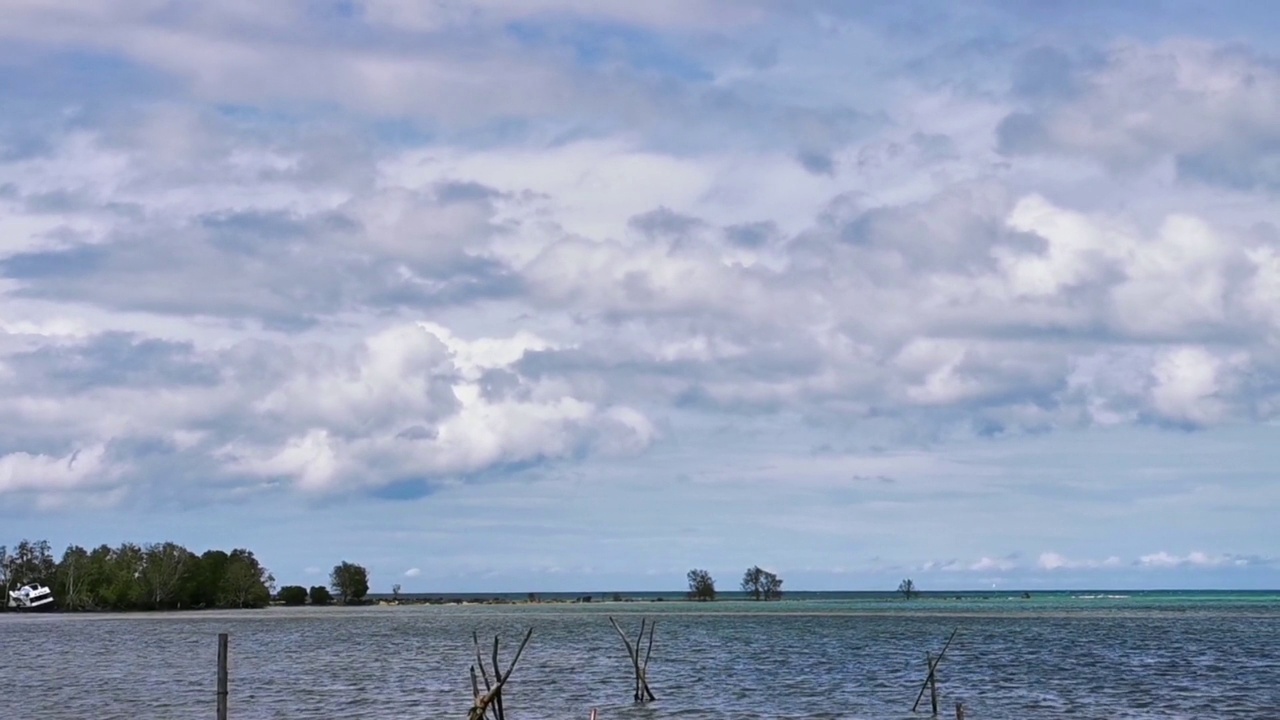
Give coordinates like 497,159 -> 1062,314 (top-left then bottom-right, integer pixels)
1,538 -> 374,612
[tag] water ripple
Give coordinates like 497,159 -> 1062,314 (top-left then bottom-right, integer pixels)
1,603 -> 1277,719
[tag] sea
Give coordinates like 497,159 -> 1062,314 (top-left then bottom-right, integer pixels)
1,590 -> 1277,719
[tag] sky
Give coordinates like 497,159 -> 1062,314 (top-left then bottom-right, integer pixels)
1,0 -> 1279,593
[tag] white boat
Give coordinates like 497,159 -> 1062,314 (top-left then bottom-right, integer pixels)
7,583 -> 55,611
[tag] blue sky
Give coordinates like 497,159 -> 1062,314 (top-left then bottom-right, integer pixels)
1,0 -> 1279,593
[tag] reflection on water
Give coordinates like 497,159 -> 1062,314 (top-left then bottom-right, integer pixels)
2,601 -> 1278,719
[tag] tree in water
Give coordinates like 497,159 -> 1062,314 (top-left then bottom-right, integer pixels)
330,561 -> 370,604
741,565 -> 784,600
686,568 -> 716,601
898,578 -> 918,599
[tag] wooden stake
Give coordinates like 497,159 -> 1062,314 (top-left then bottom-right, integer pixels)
927,652 -> 939,716
216,633 -> 228,720
912,628 -> 957,712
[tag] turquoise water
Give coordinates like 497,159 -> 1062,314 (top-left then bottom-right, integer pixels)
2,592 -> 1277,718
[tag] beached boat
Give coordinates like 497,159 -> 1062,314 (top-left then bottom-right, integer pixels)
7,583 -> 55,611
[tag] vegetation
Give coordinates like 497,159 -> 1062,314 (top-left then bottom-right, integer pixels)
898,578 -> 918,599
740,565 -> 784,600
330,560 -> 370,605
1,538 -> 274,611
277,585 -> 309,606
309,585 -> 334,605
686,568 -> 716,601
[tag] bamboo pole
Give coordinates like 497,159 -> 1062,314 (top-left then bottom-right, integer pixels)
216,633 -> 228,720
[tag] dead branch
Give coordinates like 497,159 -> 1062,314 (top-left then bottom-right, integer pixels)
467,628 -> 533,720
609,616 -> 657,703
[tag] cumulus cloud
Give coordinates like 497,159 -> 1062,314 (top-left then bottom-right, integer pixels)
969,556 -> 1018,572
1037,552 -> 1122,571
0,321 -> 653,500
1136,551 -> 1257,569
0,0 -> 1278,590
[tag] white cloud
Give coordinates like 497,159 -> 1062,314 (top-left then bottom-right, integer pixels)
0,445 -> 116,494
1137,551 -> 1252,569
1,2 -> 1279,590
969,556 -> 1018,572
404,567 -> 421,578
1036,552 -> 1122,571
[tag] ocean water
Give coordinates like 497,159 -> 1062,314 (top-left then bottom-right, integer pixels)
1,592 -> 1277,719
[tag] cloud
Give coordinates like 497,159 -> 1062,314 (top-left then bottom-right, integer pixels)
404,567 -> 421,578
969,556 -> 1018,572
1036,552 -> 1122,571
1136,551 -> 1261,569
0,321 -> 654,501
997,40 -> 1280,190
1,1 -> 1279,591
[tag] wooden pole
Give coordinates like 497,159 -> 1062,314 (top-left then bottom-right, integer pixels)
912,628 -> 957,712
927,651 -> 939,716
216,633 -> 229,720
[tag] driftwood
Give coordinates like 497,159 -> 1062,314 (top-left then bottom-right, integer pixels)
912,628 -> 958,715
608,616 -> 657,703
468,628 -> 533,720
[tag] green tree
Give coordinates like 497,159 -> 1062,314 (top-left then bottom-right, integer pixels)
103,543 -> 145,610
140,542 -> 194,610
54,545 -> 94,611
9,539 -> 56,587
278,585 -> 309,606
219,549 -> 274,608
309,585 -> 334,605
687,568 -> 716,601
898,578 -> 918,599
187,549 -> 230,609
330,561 -> 370,605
